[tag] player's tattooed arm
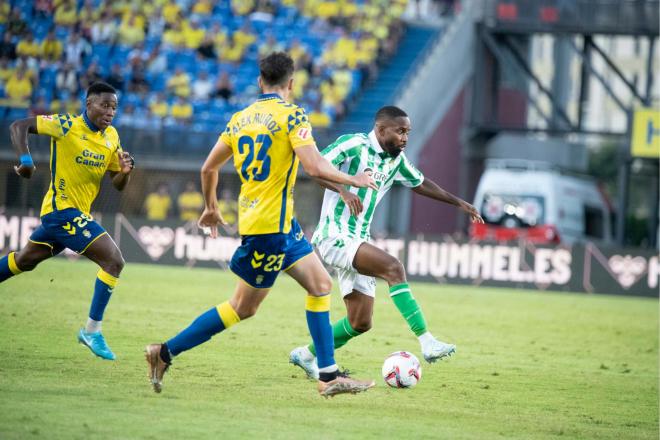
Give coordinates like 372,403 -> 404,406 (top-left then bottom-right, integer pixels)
412,178 -> 484,224
108,152 -> 135,191
295,144 -> 377,190
9,117 -> 38,179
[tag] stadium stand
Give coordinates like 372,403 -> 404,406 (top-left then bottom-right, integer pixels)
0,0 -> 408,134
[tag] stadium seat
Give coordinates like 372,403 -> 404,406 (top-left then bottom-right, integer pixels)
91,43 -> 112,61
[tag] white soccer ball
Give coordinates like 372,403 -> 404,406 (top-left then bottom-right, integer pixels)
381,351 -> 422,388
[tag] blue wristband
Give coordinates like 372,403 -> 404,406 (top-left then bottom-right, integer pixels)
20,154 -> 33,167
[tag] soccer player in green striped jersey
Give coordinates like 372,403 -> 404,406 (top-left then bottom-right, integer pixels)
290,106 -> 484,379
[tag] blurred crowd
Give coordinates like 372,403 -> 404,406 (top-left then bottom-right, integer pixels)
144,181 -> 237,232
0,0 -> 407,130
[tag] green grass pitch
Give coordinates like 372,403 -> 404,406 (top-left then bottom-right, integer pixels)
0,259 -> 657,439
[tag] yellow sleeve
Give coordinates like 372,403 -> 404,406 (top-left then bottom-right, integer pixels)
287,107 -> 315,149
107,150 -> 121,172
107,136 -> 123,172
219,114 -> 234,148
36,113 -> 72,139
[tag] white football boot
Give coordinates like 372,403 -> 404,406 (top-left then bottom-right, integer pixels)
289,346 -> 319,379
421,338 -> 456,363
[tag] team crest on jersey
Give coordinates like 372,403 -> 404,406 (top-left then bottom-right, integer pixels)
296,127 -> 310,140
83,229 -> 91,238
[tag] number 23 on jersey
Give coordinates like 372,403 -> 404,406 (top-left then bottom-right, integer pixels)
237,134 -> 272,182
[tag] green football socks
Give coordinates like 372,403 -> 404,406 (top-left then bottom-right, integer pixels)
389,282 -> 428,337
308,316 -> 362,356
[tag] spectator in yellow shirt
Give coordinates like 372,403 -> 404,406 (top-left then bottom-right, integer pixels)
166,67 -> 191,98
209,23 -> 227,52
231,0 -> 254,16
149,93 -> 169,118
144,184 -> 172,221
54,0 -> 78,27
309,102 -> 331,128
332,67 -> 352,100
183,19 -> 206,49
5,67 -> 32,108
16,32 -> 41,59
233,22 -> 257,49
0,1 -> 9,24
320,77 -> 344,117
162,0 -> 182,24
49,98 -> 63,113
340,0 -> 359,18
41,30 -> 63,62
219,34 -> 244,64
170,96 -> 193,124
118,14 -> 146,46
192,0 -> 214,16
316,0 -> 340,19
163,21 -> 185,48
291,68 -> 308,99
64,94 -> 82,114
218,188 -> 238,234
258,35 -> 283,58
121,6 -> 146,29
288,39 -> 307,65
78,0 -> 99,23
177,181 -> 204,222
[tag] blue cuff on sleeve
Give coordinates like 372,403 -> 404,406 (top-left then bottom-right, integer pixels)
20,154 -> 33,166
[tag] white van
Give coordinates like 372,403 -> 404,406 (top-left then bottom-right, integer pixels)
471,159 -> 613,244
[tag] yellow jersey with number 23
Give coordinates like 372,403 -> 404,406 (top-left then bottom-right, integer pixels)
219,93 -> 315,235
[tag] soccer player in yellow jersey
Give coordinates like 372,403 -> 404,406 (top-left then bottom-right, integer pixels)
0,82 -> 135,361
145,52 -> 377,397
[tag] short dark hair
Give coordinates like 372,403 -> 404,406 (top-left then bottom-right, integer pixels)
375,106 -> 408,122
259,51 -> 294,87
86,81 -> 116,98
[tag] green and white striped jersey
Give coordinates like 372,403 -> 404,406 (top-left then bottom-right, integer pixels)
312,131 -> 424,243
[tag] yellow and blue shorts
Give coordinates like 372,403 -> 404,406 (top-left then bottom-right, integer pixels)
230,218 -> 313,289
29,208 -> 107,254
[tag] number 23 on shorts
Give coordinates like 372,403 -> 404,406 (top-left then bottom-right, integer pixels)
250,251 -> 284,272
61,214 -> 91,234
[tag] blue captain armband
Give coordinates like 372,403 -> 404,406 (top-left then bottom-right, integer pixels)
20,154 -> 34,167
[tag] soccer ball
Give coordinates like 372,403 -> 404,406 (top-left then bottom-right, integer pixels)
381,351 -> 422,388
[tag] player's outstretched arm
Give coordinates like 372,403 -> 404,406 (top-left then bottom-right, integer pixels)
9,117 -> 38,179
295,144 -> 377,190
314,177 -> 364,216
198,139 -> 233,238
108,152 -> 135,191
412,178 -> 484,223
